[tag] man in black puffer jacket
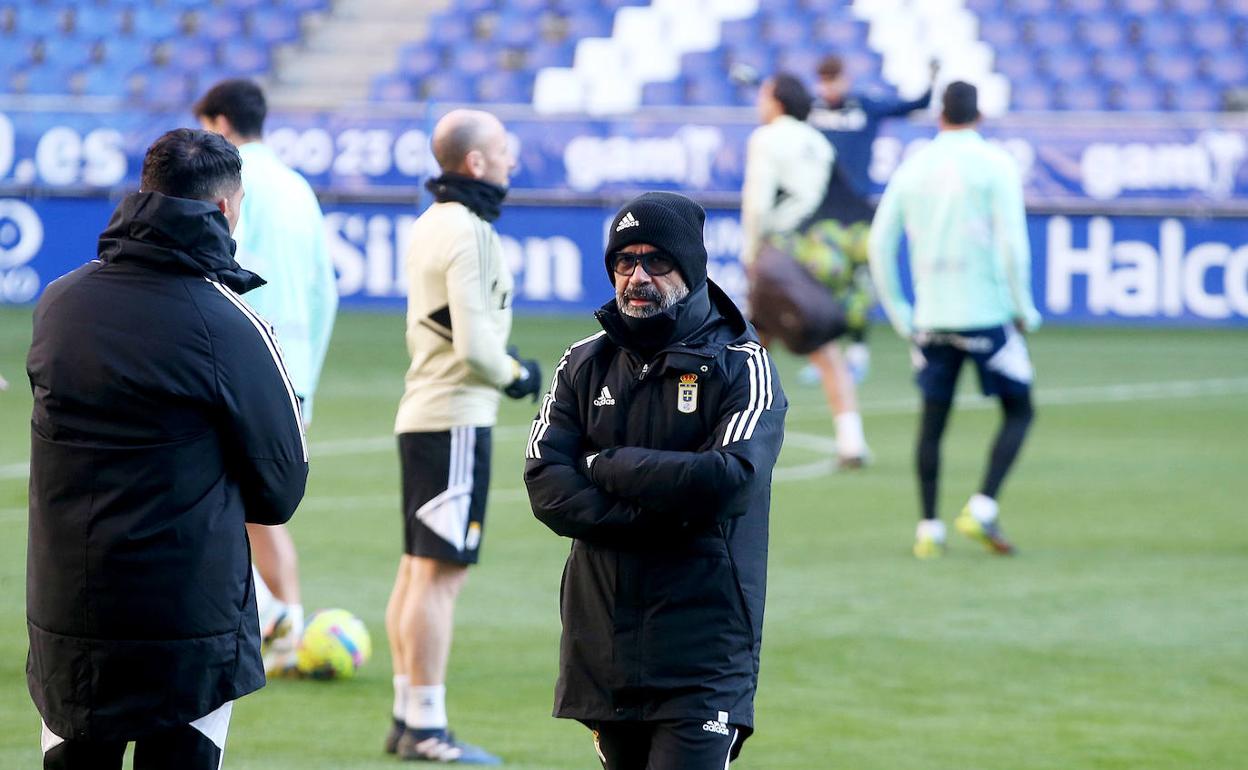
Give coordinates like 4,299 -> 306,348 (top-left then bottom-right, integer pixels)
524,192 -> 786,769
26,128 -> 308,769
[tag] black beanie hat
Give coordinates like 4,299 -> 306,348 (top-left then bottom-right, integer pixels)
605,192 -> 708,291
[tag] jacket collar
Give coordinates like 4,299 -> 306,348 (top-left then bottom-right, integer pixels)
595,280 -> 751,368
97,191 -> 264,293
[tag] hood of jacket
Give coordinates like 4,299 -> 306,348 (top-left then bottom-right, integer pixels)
97,191 -> 264,294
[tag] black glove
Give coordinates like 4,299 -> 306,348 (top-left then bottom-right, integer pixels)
503,355 -> 541,402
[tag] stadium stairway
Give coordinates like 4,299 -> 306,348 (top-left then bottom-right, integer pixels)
267,0 -> 447,107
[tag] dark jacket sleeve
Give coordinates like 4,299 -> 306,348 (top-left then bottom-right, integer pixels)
589,342 -> 786,522
201,280 -> 309,525
864,89 -> 932,118
524,348 -> 659,542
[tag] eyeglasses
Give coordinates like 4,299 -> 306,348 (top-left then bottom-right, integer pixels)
611,250 -> 677,277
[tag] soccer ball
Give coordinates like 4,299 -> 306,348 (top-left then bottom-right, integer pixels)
294,609 -> 372,680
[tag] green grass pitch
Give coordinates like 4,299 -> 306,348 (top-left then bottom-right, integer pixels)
1,306 -> 1245,769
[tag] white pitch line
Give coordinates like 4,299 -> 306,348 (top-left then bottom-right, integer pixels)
2,376 -> 1245,483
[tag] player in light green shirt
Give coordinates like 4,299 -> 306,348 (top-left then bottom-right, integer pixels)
868,82 -> 1040,560
195,79 -> 338,672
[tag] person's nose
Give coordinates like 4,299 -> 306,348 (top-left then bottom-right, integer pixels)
627,265 -> 652,288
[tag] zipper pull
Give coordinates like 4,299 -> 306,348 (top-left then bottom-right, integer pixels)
638,363 -> 650,381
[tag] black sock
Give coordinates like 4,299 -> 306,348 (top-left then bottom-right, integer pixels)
980,392 -> 1034,499
917,399 -> 954,520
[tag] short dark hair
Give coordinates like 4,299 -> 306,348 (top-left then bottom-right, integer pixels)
192,78 -> 267,138
139,128 -> 242,201
770,73 -> 814,121
942,81 -> 981,126
816,54 -> 843,80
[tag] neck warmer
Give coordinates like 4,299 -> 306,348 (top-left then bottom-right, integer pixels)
598,282 -> 713,359
425,173 -> 508,222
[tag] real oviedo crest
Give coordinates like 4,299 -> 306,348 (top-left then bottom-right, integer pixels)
677,373 -> 698,414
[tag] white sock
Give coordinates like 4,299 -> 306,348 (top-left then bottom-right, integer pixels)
285,604 -> 305,638
917,519 -> 946,542
252,567 -> 284,638
846,342 -> 870,382
835,412 -> 866,458
968,493 -> 999,524
405,684 -> 448,730
392,675 -> 409,722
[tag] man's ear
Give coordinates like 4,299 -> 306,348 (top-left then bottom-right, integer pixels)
464,149 -> 485,179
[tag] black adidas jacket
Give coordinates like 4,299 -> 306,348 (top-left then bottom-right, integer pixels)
26,191 -> 308,741
524,281 -> 786,743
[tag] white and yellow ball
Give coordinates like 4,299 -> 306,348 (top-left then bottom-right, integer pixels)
294,609 -> 372,680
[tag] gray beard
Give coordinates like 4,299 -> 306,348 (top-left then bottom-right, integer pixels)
617,282 -> 689,318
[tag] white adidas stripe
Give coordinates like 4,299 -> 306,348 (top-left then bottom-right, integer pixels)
724,342 -> 771,446
206,278 -> 307,461
526,331 -> 605,460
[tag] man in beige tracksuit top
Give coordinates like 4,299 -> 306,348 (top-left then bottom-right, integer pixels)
384,109 -> 539,765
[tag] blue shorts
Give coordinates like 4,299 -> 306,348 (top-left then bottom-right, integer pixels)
912,325 -> 1034,403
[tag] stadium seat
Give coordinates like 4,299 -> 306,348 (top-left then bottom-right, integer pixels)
248,8 -> 302,45
526,42 -> 576,70
475,71 -> 534,102
219,39 -> 270,75
1108,80 -> 1164,110
13,5 -> 69,37
131,6 -> 183,39
641,79 -> 686,105
1040,47 -> 1092,82
191,7 -> 245,41
370,73 -> 413,102
1202,53 -> 1248,87
1010,77 -> 1054,111
397,43 -> 442,79
73,4 -> 129,37
420,72 -> 474,101
1189,16 -> 1232,51
1078,15 -> 1127,50
1055,80 -> 1106,111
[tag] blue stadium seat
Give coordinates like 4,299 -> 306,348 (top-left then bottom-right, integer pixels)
73,4 -> 128,37
994,49 -> 1035,83
686,74 -> 738,106
397,43 -> 442,78
1202,53 -> 1248,87
563,11 -> 612,39
248,8 -> 302,44
16,63 -> 78,96
1148,50 -> 1199,85
526,42 -> 575,70
14,5 -> 69,37
509,0 -> 550,13
219,39 -> 270,74
369,73 -> 413,102
80,63 -> 136,98
1055,80 -> 1106,111
194,7 -> 245,41
490,12 -> 539,46
764,15 -> 810,46
447,42 -> 502,76
420,72 -> 474,101
426,12 -> 473,45
139,69 -> 193,106
978,15 -> 1019,49
1095,50 -> 1142,82
642,79 -> 686,106
1040,48 -> 1092,82
1109,80 -> 1165,110
1169,81 -> 1221,111
812,16 -> 867,49
680,50 -> 725,79
1189,15 -> 1232,51
164,37 -> 216,72
719,19 -> 757,49
776,48 -> 821,76
131,6 -> 182,39
1135,16 -> 1186,49
97,38 -> 153,68
1119,0 -> 1165,14
1010,77 -> 1054,111
1077,14 -> 1126,50
475,71 -> 533,102
1027,16 -> 1074,47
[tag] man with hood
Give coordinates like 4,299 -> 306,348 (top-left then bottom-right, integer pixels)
525,192 -> 787,769
26,128 -> 308,768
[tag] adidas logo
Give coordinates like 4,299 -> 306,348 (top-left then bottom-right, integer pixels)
592,386 -> 616,407
701,720 -> 730,736
615,211 -> 640,231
